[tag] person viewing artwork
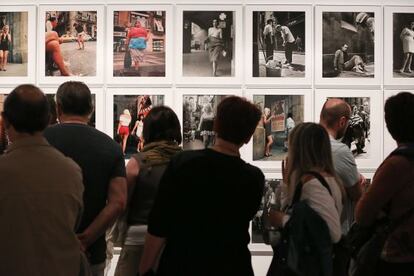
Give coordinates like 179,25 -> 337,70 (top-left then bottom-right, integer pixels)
117,109 -> 132,154
334,43 -> 367,73
0,25 -> 11,71
275,24 -> 296,65
399,21 -> 414,74
208,19 -> 225,76
126,21 -> 149,72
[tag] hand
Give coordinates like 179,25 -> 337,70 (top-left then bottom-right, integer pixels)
268,209 -> 285,228
77,231 -> 94,251
359,173 -> 366,190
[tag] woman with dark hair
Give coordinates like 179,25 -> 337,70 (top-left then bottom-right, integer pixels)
114,106 -> 182,276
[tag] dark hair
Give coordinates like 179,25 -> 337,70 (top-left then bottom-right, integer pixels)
214,96 -> 261,145
267,19 -> 273,24
385,92 -> 414,143
143,106 -> 182,144
287,112 -> 293,118
50,17 -> 56,22
56,81 -> 93,116
341,43 -> 348,47
2,84 -> 50,134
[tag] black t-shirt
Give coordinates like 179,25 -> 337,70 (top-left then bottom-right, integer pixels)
148,149 -> 264,276
44,123 -> 126,265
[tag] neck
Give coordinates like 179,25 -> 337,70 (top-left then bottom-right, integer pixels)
211,137 -> 241,157
9,131 -> 43,143
59,114 -> 89,125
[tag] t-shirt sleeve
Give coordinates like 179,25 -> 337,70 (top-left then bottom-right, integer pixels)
333,144 -> 359,188
111,148 -> 126,178
249,168 -> 265,219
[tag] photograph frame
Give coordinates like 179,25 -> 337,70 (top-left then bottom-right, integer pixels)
106,4 -> 173,86
314,5 -> 382,88
174,88 -> 243,151
245,89 -> 313,172
175,4 -> 243,87
41,87 -> 104,132
249,172 -> 282,253
0,5 -> 36,86
244,5 -> 313,88
384,6 -> 414,88
314,89 -> 383,169
37,4 -> 105,85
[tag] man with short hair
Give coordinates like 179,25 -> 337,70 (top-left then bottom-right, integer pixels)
275,24 -> 296,65
263,19 -> 275,61
334,43 -> 367,73
320,98 -> 364,234
44,81 -> 127,276
0,84 -> 84,276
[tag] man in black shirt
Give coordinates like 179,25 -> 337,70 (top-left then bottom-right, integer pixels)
44,81 -> 127,276
139,96 -> 265,276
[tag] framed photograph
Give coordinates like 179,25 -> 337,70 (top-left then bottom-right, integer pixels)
245,89 -> 313,171
106,88 -> 173,159
106,5 -> 173,85
0,6 -> 36,85
245,5 -> 312,87
37,5 -> 104,84
175,5 -> 243,86
175,88 -> 242,151
315,89 -> 383,169
384,6 -> 414,88
41,87 -> 104,132
315,6 -> 382,87
249,172 -> 282,253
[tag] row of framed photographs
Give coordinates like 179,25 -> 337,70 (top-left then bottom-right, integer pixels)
0,87 -> 402,170
1,4 -> 414,87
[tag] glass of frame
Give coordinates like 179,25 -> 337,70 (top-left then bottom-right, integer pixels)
244,5 -> 313,88
175,5 -> 243,86
174,88 -> 242,151
37,5 -> 104,85
0,5 -> 36,85
105,88 -> 173,159
384,6 -> 414,88
106,4 -> 173,86
245,89 -> 313,172
314,5 -> 382,88
314,89 -> 383,169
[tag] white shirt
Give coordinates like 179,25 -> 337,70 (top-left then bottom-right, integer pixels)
280,26 -> 295,43
286,117 -> 295,131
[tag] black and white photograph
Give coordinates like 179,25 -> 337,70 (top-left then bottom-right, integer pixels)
252,11 -> 305,78
182,11 -> 235,77
252,178 -> 282,244
393,13 -> 414,78
113,95 -> 164,158
253,95 -> 304,161
322,12 -> 375,78
182,94 -> 228,150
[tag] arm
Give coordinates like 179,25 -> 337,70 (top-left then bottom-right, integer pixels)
131,121 -> 138,134
117,122 -> 121,134
346,174 -> 364,202
126,157 -> 140,201
139,233 -> 166,275
333,50 -> 340,70
77,176 -> 127,250
198,114 -> 204,131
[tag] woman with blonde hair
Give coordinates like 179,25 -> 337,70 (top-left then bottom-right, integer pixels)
198,103 -> 215,148
117,109 -> 132,154
0,25 -> 12,71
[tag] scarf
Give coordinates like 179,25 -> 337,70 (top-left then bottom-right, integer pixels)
141,141 -> 182,166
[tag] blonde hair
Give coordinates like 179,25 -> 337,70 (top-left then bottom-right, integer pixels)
286,122 -> 345,203
123,109 -> 131,116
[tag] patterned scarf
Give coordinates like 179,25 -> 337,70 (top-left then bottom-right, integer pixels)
141,141 -> 182,166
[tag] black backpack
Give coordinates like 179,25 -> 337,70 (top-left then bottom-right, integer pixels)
267,172 -> 335,276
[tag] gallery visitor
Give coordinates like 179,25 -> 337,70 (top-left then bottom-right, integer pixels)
117,109 -> 132,154
44,81 -> 127,276
208,19 -> 225,76
126,21 -> 149,72
275,24 -> 296,65
197,103 -> 215,148
399,21 -> 414,74
355,92 -> 414,276
0,25 -> 11,71
114,106 -> 182,276
333,43 -> 367,74
139,96 -> 264,276
0,84 -> 85,276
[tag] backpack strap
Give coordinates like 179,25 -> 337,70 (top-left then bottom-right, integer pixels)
291,171 -> 332,205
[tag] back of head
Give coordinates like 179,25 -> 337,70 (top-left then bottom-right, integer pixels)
320,98 -> 351,129
214,96 -> 261,145
2,84 -> 49,134
56,81 -> 93,116
143,106 -> 182,145
385,91 -> 414,144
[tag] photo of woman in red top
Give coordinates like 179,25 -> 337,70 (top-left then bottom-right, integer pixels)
126,21 -> 150,72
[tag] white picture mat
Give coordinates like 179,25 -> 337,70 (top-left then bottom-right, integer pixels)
41,87 -> 104,132
244,5 -> 313,88
314,89 -> 383,169
175,5 -> 243,86
314,5 -> 382,88
105,4 -> 173,86
384,6 -> 414,88
105,87 -> 174,138
37,5 -> 105,85
0,5 -> 36,85
249,172 -> 282,253
245,89 -> 314,172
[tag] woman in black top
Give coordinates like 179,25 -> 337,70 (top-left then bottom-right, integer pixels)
139,96 -> 265,276
0,25 -> 11,71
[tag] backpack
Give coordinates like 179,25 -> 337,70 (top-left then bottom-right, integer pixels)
267,172 -> 335,276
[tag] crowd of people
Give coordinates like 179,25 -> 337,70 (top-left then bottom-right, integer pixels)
0,81 -> 413,276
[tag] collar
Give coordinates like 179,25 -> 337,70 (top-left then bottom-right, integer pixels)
6,136 -> 50,154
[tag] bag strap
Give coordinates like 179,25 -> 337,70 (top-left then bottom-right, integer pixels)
291,171 -> 332,205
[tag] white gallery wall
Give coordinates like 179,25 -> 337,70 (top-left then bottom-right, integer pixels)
1,0 -> 414,275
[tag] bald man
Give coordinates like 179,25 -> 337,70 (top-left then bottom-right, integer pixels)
320,98 -> 364,235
